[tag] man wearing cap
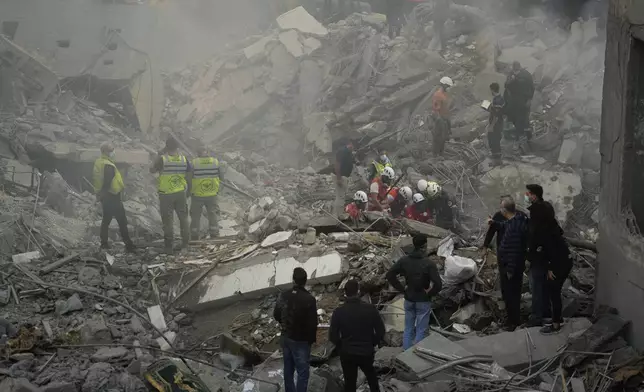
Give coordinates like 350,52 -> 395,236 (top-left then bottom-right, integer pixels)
93,143 -> 136,252
150,137 -> 191,253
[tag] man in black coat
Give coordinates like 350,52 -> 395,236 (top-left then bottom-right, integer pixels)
386,235 -> 442,349
329,280 -> 385,392
274,268 -> 318,392
525,183 -> 559,327
504,61 -> 534,143
488,197 -> 529,330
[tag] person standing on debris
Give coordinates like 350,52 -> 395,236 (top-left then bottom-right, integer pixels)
430,77 -> 453,156
334,138 -> 355,218
329,279 -> 385,392
387,186 -> 413,218
524,184 -> 562,328
432,0 -> 451,52
93,143 -> 136,253
416,180 -> 455,230
482,195 -> 526,256
405,193 -> 432,223
368,150 -> 392,182
346,191 -> 369,222
487,82 -> 505,164
386,235 -> 442,349
386,0 -> 405,39
150,137 -> 191,253
504,61 -> 534,144
487,197 -> 529,330
273,267 -> 318,392
188,146 -> 221,240
540,221 -> 572,335
368,166 -> 396,211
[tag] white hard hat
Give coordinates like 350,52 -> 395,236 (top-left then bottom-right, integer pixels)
427,181 -> 441,198
440,76 -> 454,87
400,186 -> 413,201
354,191 -> 368,203
382,166 -> 395,179
417,179 -> 428,192
412,193 -> 425,204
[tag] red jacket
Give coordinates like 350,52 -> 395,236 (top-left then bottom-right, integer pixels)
345,202 -> 363,219
368,177 -> 389,211
405,204 -> 432,223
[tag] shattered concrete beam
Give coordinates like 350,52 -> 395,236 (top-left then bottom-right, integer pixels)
175,250 -> 346,311
402,219 -> 451,239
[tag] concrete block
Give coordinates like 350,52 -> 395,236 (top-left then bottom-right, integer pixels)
146,305 -> 167,332
303,37 -> 322,55
279,30 -> 304,58
276,6 -> 328,37
456,318 -> 592,371
382,296 -> 405,332
182,251 -> 345,310
558,138 -> 583,166
12,251 -> 41,264
244,36 -> 275,60
395,333 -> 474,380
258,197 -> 275,209
261,231 -> 294,248
3,159 -> 35,188
157,331 -> 177,351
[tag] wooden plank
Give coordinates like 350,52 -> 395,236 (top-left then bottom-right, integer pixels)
40,253 -> 80,275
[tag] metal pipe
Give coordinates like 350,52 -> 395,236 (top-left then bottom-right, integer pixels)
417,355 -> 495,379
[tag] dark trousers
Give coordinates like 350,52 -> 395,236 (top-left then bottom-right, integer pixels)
499,264 -> 524,326
547,263 -> 573,323
100,193 -> 133,246
509,107 -> 531,140
282,337 -> 311,392
487,127 -> 502,158
340,353 -> 380,392
529,263 -> 549,323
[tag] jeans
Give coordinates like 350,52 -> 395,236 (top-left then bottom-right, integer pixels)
282,337 -> 311,392
340,353 -> 380,392
100,192 -> 133,247
403,300 -> 431,350
547,263 -> 573,323
529,263 -> 549,323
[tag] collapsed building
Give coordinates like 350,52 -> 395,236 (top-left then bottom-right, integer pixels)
0,0 -> 642,391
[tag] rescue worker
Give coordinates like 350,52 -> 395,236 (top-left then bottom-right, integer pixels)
93,143 -> 136,252
416,180 -> 454,230
487,82 -> 505,165
150,137 -> 191,253
345,191 -> 369,222
367,150 -> 392,182
430,77 -> 453,156
188,146 -> 221,240
387,186 -> 413,218
504,61 -> 535,144
405,193 -> 432,223
369,166 -> 396,211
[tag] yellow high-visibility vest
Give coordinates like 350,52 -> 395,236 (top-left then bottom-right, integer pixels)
191,157 -> 221,197
158,155 -> 187,194
93,156 -> 125,195
372,160 -> 392,176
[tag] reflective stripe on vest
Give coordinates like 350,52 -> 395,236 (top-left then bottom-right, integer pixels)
158,155 -> 187,194
92,157 -> 125,195
191,157 -> 221,197
372,161 -> 392,176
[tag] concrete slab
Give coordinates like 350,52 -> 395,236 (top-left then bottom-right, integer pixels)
402,219 -> 451,239
456,318 -> 592,371
3,159 -> 35,188
261,230 -> 294,248
244,36 -> 275,60
276,6 -> 328,37
12,251 -> 41,264
382,296 -> 405,332
279,30 -> 304,58
395,333 -> 474,380
179,251 -> 345,310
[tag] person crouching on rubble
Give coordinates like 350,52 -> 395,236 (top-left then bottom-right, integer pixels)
329,279 -> 385,392
386,235 -> 442,349
273,267 -> 318,392
405,193 -> 432,223
93,142 -> 136,253
386,186 -> 413,218
487,197 -> 528,331
368,166 -> 396,211
416,180 -> 455,230
345,191 -> 368,222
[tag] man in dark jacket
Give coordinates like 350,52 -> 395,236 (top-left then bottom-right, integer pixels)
488,198 -> 528,330
525,183 -> 558,327
329,280 -> 385,392
386,235 -> 442,349
504,61 -> 534,143
273,268 -> 318,392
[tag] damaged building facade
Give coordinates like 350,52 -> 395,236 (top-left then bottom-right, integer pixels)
597,0 -> 644,349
